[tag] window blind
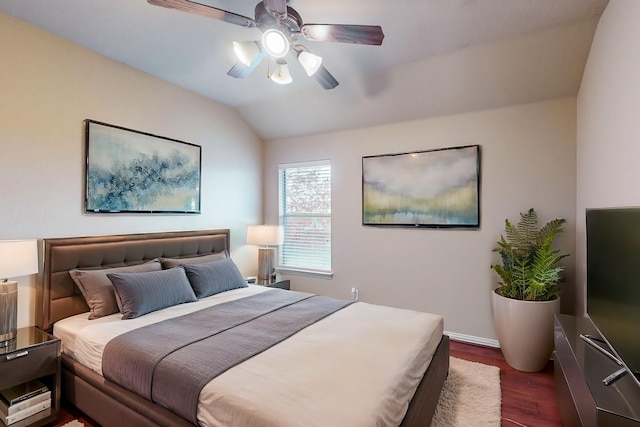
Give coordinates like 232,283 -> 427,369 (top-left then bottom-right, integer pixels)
278,161 -> 331,273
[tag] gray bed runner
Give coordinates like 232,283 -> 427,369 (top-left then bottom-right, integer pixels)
102,289 -> 352,424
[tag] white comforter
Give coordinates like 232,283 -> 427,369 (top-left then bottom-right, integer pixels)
54,286 -> 444,427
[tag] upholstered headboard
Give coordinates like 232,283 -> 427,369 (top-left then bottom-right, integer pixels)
36,229 -> 230,331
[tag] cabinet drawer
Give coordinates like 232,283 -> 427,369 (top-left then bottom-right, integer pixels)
0,342 -> 58,389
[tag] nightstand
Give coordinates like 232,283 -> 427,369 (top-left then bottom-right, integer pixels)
0,327 -> 60,426
267,279 -> 290,290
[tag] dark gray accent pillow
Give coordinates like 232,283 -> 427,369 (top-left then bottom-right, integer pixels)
69,259 -> 162,320
182,258 -> 248,298
107,267 -> 197,319
161,251 -> 228,269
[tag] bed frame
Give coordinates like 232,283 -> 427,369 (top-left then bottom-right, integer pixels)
36,230 -> 449,427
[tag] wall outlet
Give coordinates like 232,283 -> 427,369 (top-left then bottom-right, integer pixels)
351,287 -> 359,302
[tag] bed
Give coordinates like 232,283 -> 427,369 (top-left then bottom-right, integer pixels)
36,229 -> 449,427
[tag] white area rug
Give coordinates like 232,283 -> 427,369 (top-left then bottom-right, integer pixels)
60,420 -> 85,427
431,357 -> 502,426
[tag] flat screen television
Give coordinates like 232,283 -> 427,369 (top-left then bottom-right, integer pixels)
586,207 -> 640,387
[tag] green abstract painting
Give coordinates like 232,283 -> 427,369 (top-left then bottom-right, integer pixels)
362,145 -> 480,228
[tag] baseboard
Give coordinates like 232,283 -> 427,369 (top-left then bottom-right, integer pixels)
445,331 -> 500,348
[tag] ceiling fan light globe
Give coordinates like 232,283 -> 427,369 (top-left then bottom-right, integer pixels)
298,51 -> 322,76
233,41 -> 261,66
271,62 -> 293,85
262,29 -> 289,58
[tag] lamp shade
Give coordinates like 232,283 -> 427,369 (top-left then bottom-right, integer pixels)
247,225 -> 284,247
298,51 -> 322,76
271,60 -> 293,85
233,41 -> 262,66
0,240 -> 38,280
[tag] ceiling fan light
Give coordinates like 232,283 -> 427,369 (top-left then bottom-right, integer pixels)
270,60 -> 293,85
298,51 -> 323,76
262,29 -> 289,58
233,41 -> 261,66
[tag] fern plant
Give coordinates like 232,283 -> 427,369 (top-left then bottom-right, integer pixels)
491,208 -> 568,301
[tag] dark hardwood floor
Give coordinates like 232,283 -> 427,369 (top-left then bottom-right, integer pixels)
55,402 -> 98,427
55,339 -> 563,427
450,340 -> 563,427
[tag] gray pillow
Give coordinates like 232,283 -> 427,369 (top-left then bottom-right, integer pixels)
69,259 -> 162,319
182,258 -> 248,298
107,267 -> 197,319
161,251 -> 228,269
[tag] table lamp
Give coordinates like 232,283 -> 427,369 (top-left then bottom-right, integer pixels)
247,225 -> 284,285
0,240 -> 38,347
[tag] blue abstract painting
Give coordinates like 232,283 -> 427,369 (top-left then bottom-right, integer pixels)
85,121 -> 201,213
362,145 -> 480,228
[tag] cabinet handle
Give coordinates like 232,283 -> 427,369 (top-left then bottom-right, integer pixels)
5,350 -> 29,361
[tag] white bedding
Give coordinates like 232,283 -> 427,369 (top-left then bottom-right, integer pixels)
54,285 -> 444,427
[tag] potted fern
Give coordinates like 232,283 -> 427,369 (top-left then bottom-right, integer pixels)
491,208 -> 568,372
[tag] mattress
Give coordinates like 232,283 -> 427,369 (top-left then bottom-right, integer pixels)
54,285 -> 444,427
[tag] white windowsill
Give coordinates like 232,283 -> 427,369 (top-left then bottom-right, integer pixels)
277,268 -> 333,280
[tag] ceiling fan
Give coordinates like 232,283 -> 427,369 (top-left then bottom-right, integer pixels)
147,0 -> 384,89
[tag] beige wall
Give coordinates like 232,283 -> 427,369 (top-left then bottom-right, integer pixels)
0,7 -> 589,344
576,0 -> 640,315
0,14 -> 263,328
265,99 -> 577,344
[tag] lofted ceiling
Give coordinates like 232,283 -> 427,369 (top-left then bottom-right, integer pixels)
0,0 -> 608,140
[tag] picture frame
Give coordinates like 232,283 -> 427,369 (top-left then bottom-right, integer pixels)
84,120 -> 201,214
362,144 -> 480,228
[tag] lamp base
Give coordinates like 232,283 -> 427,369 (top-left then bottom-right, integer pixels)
257,247 -> 276,285
0,280 -> 18,346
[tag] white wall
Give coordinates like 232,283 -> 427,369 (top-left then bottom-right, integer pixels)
576,0 -> 640,315
242,19 -> 598,140
265,99 -> 577,343
0,14 -> 263,328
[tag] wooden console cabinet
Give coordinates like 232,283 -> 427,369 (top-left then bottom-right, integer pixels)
554,314 -> 640,427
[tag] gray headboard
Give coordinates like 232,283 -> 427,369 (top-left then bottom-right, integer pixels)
36,229 -> 230,331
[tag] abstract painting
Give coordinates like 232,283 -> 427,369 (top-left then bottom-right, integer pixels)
362,145 -> 480,228
85,120 -> 201,213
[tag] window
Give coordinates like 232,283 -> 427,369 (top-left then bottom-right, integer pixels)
278,160 -> 331,277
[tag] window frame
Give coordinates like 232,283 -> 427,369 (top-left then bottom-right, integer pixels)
277,160 -> 333,279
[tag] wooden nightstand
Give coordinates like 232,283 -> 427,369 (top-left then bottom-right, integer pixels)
0,327 -> 60,426
267,279 -> 290,290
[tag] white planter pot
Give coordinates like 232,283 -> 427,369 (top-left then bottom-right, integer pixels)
491,291 -> 560,372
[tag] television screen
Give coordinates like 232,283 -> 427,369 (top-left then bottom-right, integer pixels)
586,207 -> 640,387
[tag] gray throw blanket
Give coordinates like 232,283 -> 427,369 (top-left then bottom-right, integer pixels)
102,289 -> 353,424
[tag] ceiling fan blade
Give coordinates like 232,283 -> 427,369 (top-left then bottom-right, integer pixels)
148,0 -> 256,28
301,24 -> 384,45
227,50 -> 266,79
263,0 -> 287,17
314,65 -> 339,90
